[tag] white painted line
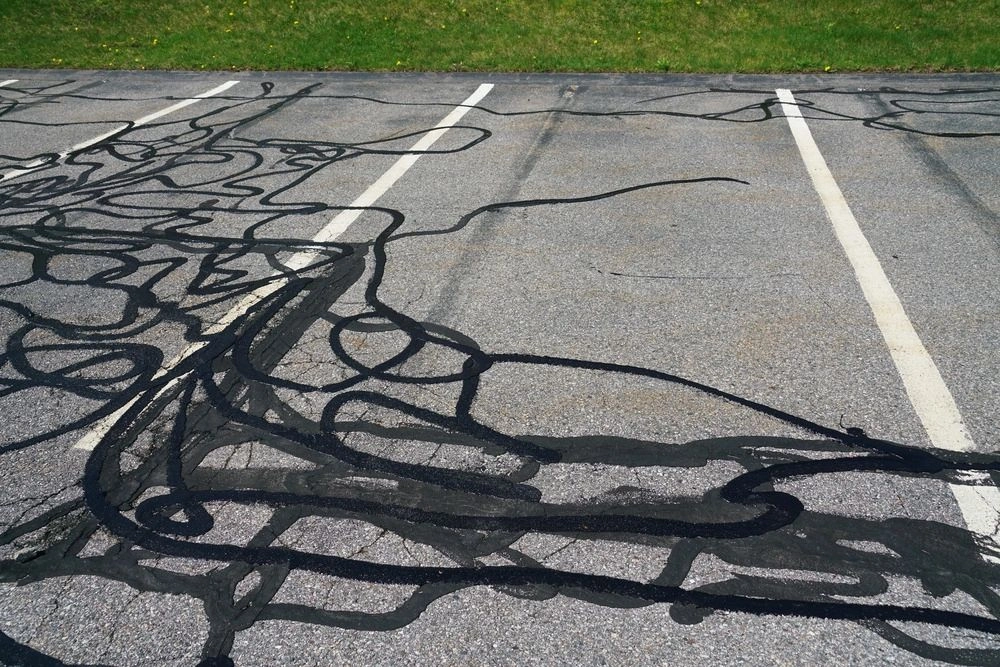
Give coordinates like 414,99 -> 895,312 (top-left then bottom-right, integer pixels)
950,474 -> 1000,562
1,80 -> 239,182
132,80 -> 240,126
299,82 -> 495,250
0,79 -> 17,88
776,88 -> 1000,558
776,88 -> 974,451
74,82 -> 494,451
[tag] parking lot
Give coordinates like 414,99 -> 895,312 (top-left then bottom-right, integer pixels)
1,70 -> 998,666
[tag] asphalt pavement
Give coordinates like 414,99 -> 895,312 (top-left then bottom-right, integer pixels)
0,69 -> 998,666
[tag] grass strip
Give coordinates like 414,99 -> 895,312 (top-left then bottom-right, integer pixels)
2,0 -> 998,73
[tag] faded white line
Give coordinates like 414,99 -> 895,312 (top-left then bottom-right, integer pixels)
75,82 -> 494,451
301,82 -> 495,249
0,79 -> 17,88
777,88 -> 1000,560
1,80 -> 239,182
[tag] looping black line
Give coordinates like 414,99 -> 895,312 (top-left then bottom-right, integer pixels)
1,80 -> 998,666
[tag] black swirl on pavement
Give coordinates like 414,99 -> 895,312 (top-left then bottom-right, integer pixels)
1,80 -> 999,666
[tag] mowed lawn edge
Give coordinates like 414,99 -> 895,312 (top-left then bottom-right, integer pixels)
1,0 -> 999,73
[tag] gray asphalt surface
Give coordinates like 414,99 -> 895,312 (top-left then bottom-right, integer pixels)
0,70 -> 998,666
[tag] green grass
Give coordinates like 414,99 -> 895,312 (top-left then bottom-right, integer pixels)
2,0 -> 998,72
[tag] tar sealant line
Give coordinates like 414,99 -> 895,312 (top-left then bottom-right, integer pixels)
1,80 -> 240,183
776,88 -> 1000,559
74,82 -> 495,451
298,82 -> 495,250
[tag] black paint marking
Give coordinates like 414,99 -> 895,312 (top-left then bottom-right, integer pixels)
1,80 -> 999,665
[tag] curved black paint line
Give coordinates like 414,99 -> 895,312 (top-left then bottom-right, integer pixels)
128,485 -> 790,541
862,619 -> 1000,666
71,407 -> 1000,642
0,627 -> 77,667
61,433 -> 1000,640
228,89 -> 782,126
387,177 -> 751,242
79,336 -> 1000,658
0,216 -> 351,455
82,362 -> 986,627
197,369 -> 546,501
257,582 -> 465,631
291,87 -> 1000,138
2,80 -> 999,666
2,82 -> 312,205
706,86 -> 1000,137
258,125 -> 493,156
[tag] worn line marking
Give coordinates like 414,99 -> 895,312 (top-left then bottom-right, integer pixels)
74,82 -> 494,451
0,79 -> 17,88
301,82 -> 495,249
777,88 -> 1000,559
1,80 -> 240,182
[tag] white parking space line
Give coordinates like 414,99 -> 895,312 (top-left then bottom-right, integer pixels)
74,82 -> 494,452
777,88 -> 1000,558
0,80 -> 240,182
0,79 -> 17,88
295,82 -> 494,251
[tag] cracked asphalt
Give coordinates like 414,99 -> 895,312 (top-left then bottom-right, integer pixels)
0,70 -> 998,666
